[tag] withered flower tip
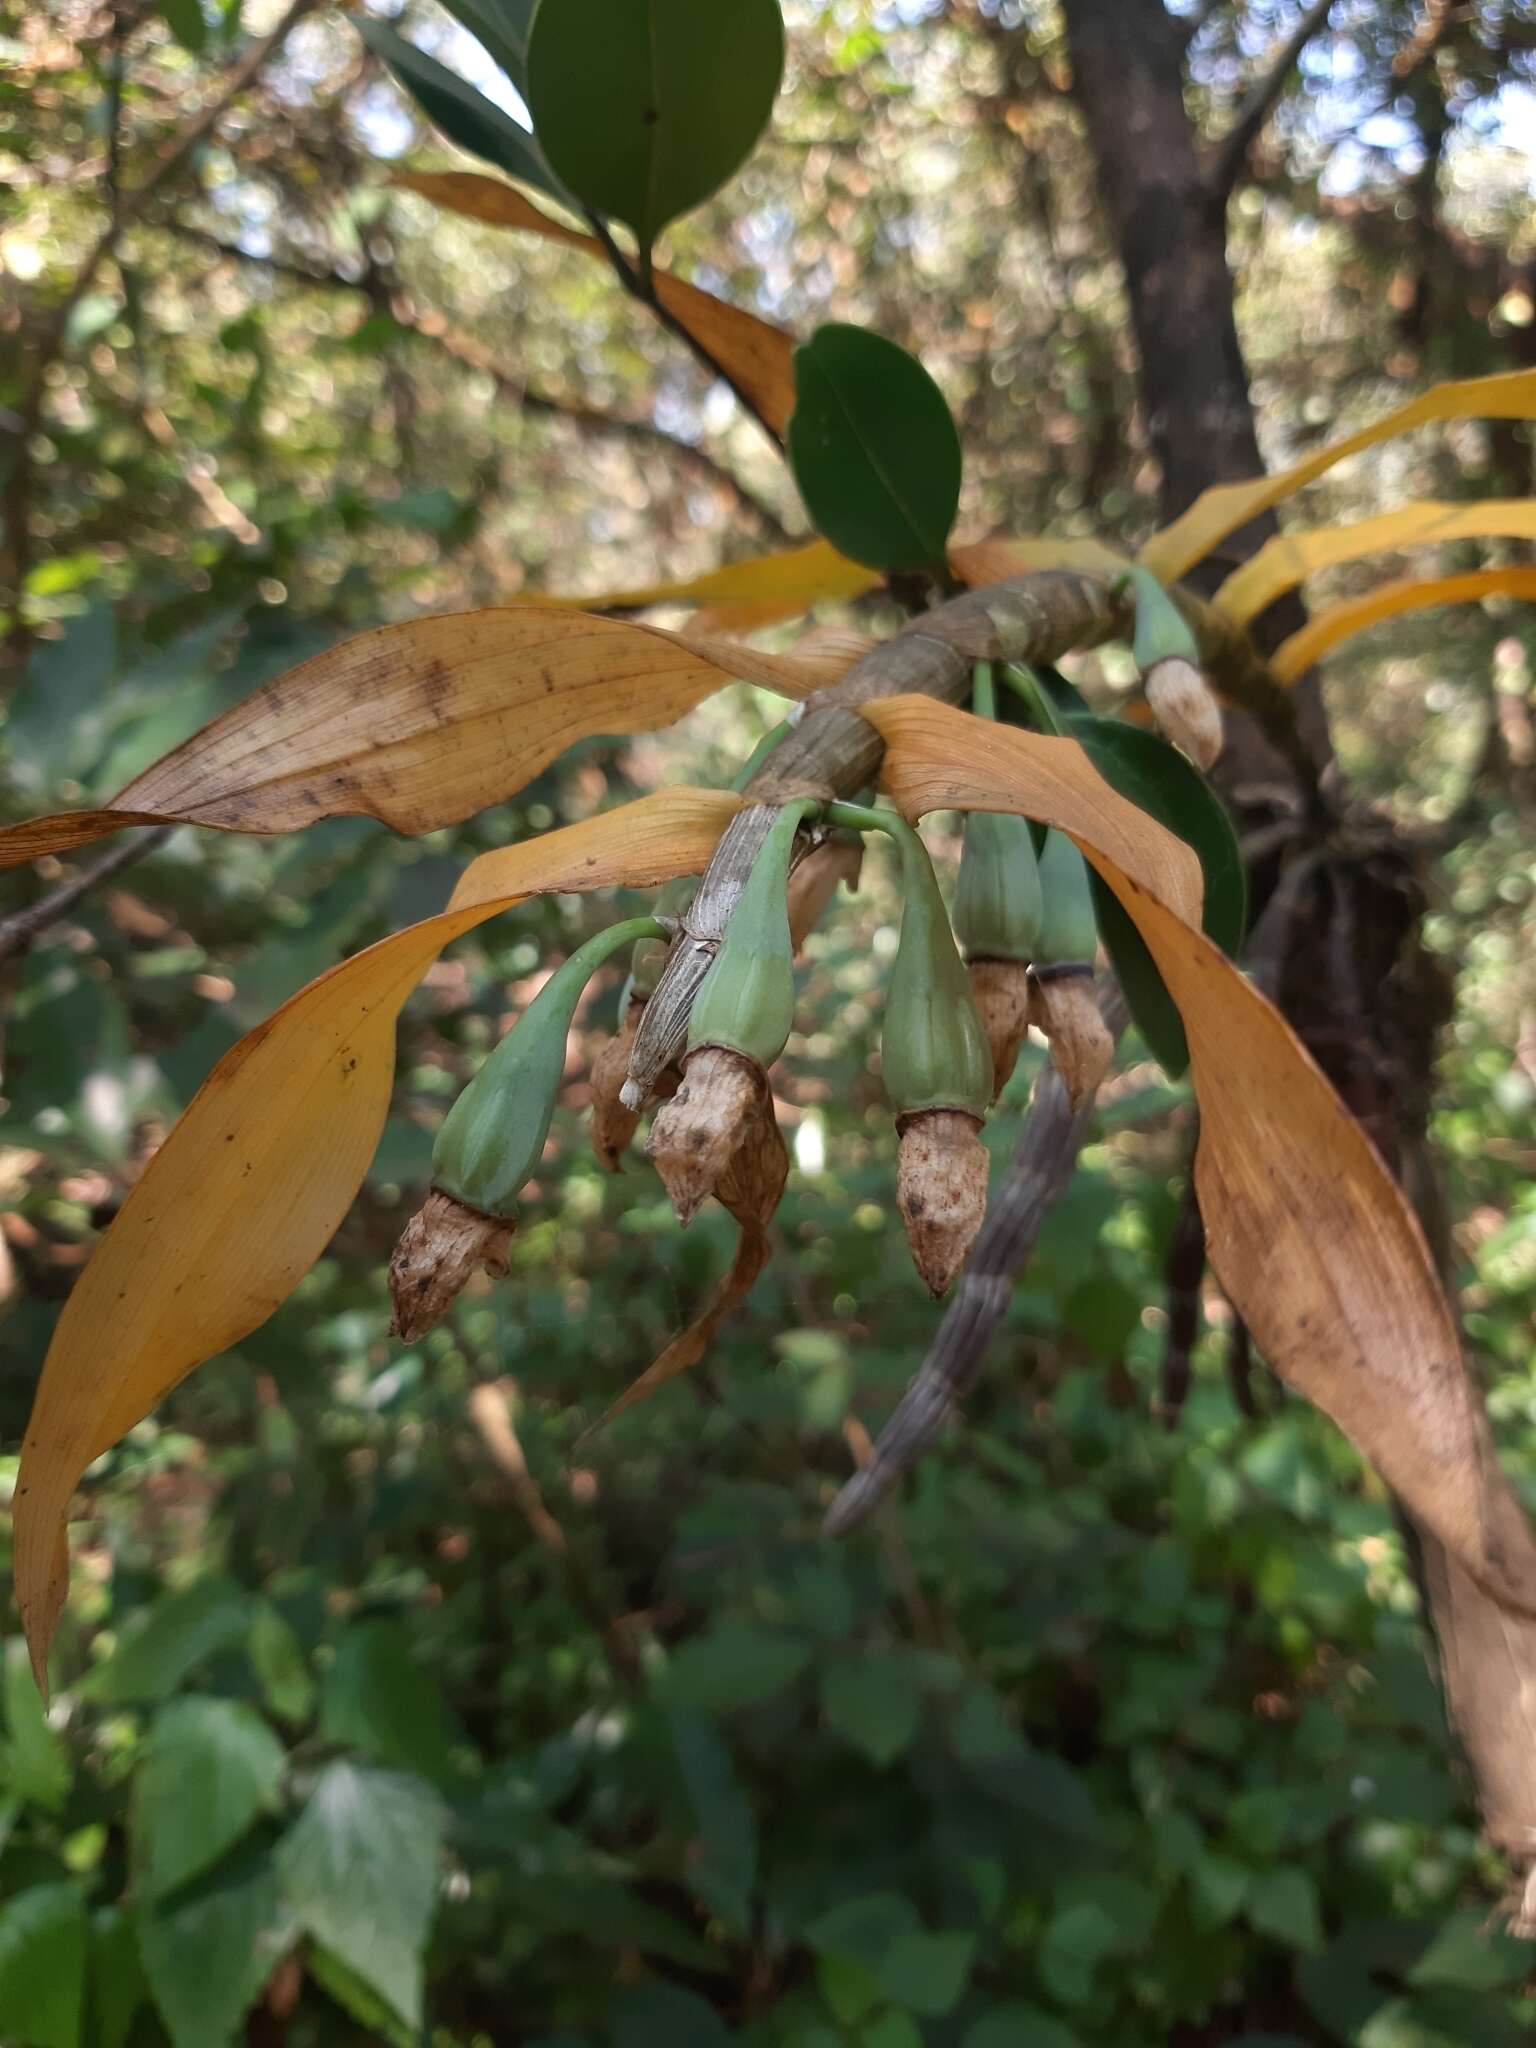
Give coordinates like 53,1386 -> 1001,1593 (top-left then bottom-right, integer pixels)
646,1043 -> 766,1226
388,1189 -> 514,1342
966,956 -> 1034,1099
1031,968 -> 1113,1111
896,1108 -> 989,1297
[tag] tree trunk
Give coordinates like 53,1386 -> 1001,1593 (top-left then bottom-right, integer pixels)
1058,0 -> 1536,1932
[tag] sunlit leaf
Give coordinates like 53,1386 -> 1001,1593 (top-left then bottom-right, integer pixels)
1214,499 -> 1536,625
391,169 -> 797,433
354,17 -> 558,200
0,612 -> 845,870
132,1697 -> 285,1901
525,0 -> 783,248
277,1762 -> 445,2029
788,324 -> 962,574
137,1838 -> 290,2048
14,790 -> 742,1684
865,694 -> 1536,1626
1271,565 -> 1536,683
528,539 -> 881,621
1141,366 -> 1536,581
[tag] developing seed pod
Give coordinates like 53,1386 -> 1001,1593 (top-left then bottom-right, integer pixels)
1127,565 -> 1223,770
648,800 -> 812,1225
881,818 -> 993,1295
1030,829 -> 1112,1111
954,808 -> 1043,1097
389,915 -> 664,1337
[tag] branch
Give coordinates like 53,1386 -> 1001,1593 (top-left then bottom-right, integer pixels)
581,210 -> 787,454
625,565 -> 1308,1103
1208,0 -> 1337,197
0,824 -> 174,967
162,224 -> 792,542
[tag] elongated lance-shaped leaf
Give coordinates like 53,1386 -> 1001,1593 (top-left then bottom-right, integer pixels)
354,17 -> 560,201
865,692 -> 1536,1627
0,611 -> 857,869
1141,366 -> 1536,581
13,789 -> 745,1688
1271,564 -> 1536,683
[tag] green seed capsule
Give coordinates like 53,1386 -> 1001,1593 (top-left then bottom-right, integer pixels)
881,818 -> 993,1121
433,915 -> 665,1219
1034,829 -> 1099,966
953,809 -> 1043,963
1126,565 -> 1200,671
687,799 -> 814,1069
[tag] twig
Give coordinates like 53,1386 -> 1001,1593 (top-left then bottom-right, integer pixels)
1208,0 -> 1337,196
0,824 -> 174,968
823,986 -> 1126,1535
466,1380 -> 641,1683
582,210 -> 787,453
160,223 -> 791,541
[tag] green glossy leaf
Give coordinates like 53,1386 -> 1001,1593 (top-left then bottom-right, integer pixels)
355,17 -> 558,199
1065,715 -> 1246,1075
132,1697 -> 285,1901
788,324 -> 962,573
0,1884 -> 86,2048
525,0 -> 783,246
138,1838 -> 291,2048
83,1577 -> 253,1705
1,1637 -> 69,1810
276,1761 -> 445,2029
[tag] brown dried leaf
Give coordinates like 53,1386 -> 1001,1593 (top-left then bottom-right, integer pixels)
867,694 -> 1536,1619
0,612 -> 851,869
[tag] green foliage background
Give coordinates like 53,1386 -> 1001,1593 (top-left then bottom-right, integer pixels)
2,1 -> 1535,2043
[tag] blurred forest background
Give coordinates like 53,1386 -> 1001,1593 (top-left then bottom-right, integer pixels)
3,1 -> 1536,2044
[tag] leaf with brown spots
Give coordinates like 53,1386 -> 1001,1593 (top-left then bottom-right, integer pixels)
0,611 -> 848,871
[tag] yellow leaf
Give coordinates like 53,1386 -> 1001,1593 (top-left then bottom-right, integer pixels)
866,694 -> 1536,1622
527,539 -> 881,622
392,171 -> 796,436
1272,566 -> 1536,683
13,788 -> 743,1686
0,612 -> 851,870
950,536 -> 1132,585
1214,499 -> 1536,625
1142,367 -> 1536,581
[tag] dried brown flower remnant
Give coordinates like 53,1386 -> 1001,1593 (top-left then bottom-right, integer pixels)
589,996 -> 681,1170
966,956 -> 1034,1099
787,831 -> 863,947
389,1189 -> 514,1342
896,1108 -> 989,1297
1145,656 -> 1223,771
1031,967 -> 1113,1110
646,1043 -> 765,1225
